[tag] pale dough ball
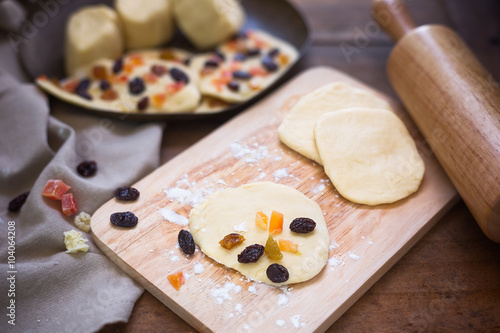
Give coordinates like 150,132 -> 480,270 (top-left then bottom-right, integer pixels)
173,0 -> 245,50
314,108 -> 425,205
189,182 -> 329,285
278,82 -> 393,164
65,5 -> 124,76
115,0 -> 174,49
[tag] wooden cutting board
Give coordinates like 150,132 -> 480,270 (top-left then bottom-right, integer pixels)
91,67 -> 458,332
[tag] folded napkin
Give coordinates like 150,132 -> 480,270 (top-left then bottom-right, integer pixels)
0,64 -> 163,333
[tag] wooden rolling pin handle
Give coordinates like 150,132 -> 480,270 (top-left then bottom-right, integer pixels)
372,0 -> 416,41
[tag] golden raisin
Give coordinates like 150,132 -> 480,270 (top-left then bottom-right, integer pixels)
101,89 -> 118,101
219,233 -> 245,250
92,65 -> 108,80
264,235 -> 282,260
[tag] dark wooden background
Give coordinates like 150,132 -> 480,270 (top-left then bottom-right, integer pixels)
102,0 -> 500,331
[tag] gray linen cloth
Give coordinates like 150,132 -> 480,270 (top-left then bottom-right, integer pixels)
0,40 -> 163,333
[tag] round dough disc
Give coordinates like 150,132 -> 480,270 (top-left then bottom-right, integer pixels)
189,182 -> 329,285
278,82 -> 393,164
314,108 -> 425,205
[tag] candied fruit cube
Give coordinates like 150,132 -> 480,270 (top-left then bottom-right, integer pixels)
278,239 -> 300,254
255,211 -> 268,230
269,210 -> 283,234
168,271 -> 185,290
42,179 -> 71,200
61,193 -> 78,216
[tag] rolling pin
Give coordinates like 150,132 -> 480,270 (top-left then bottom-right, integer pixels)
372,0 -> 500,242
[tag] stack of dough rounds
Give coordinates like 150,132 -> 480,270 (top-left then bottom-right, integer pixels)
189,182 -> 329,285
172,0 -> 245,49
65,5 -> 124,76
114,0 -> 174,49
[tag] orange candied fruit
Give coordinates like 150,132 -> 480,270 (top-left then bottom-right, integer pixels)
165,82 -> 185,95
61,80 -> 78,93
277,54 -> 290,66
269,210 -> 283,234
100,89 -> 118,101
143,72 -> 158,84
152,93 -> 167,108
278,239 -> 300,254
255,211 -> 268,230
92,65 -> 108,80
167,271 -> 185,291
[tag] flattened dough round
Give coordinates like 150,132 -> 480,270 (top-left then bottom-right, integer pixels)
189,182 -> 329,285
315,108 -> 425,205
278,82 -> 393,164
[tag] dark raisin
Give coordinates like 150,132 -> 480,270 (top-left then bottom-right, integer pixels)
137,97 -> 149,111
266,263 -> 289,283
178,229 -> 196,255
268,48 -> 280,58
233,53 -> 246,62
214,50 -> 225,62
114,186 -> 140,201
151,64 -> 168,76
99,80 -> 111,91
8,191 -> 29,212
290,217 -> 316,233
170,68 -> 189,84
75,78 -> 92,100
110,211 -> 138,228
204,59 -> 220,68
112,58 -> 123,74
183,57 -> 192,66
261,56 -> 278,72
129,77 -> 145,95
246,48 -> 261,57
232,70 -> 252,80
77,160 -> 97,177
237,244 -> 265,263
227,81 -> 240,92
234,31 -> 248,40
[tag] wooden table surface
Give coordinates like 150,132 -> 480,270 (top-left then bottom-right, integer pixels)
101,0 -> 500,332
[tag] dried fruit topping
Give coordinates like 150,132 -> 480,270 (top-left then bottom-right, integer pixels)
112,58 -> 123,74
278,239 -> 300,254
8,191 -> 29,212
151,64 -> 169,76
170,68 -> 189,84
160,49 -> 176,61
42,179 -> 71,200
261,56 -> 278,72
92,65 -> 107,80
269,210 -> 284,234
75,78 -> 92,100
219,233 -> 245,250
204,59 -> 220,68
227,81 -> 240,92
110,211 -> 138,228
183,57 -> 192,66
101,89 -> 118,101
77,160 -> 97,177
114,186 -> 140,201
232,70 -> 252,80
266,263 -> 289,283
137,97 -> 149,112
265,236 -> 283,260
167,271 -> 185,290
152,93 -> 166,107
61,193 -> 78,216
233,53 -> 246,62
268,48 -> 280,58
214,50 -> 226,62
178,229 -> 196,255
277,54 -> 290,66
246,48 -> 261,57
99,80 -> 111,91
237,244 -> 265,263
128,77 -> 145,95
255,211 -> 268,230
290,217 -> 316,233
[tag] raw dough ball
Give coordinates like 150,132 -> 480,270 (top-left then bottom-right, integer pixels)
65,5 -> 124,76
115,0 -> 174,49
173,0 -> 245,50
189,182 -> 329,285
278,82 -> 393,164
314,108 -> 425,205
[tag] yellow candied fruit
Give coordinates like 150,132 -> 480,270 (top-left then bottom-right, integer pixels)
265,235 -> 283,260
255,211 -> 268,230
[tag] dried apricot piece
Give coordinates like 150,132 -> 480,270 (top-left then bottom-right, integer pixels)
278,239 -> 300,254
255,211 -> 268,230
42,179 -> 71,200
167,271 -> 185,290
269,210 -> 283,234
264,236 -> 282,260
219,233 -> 245,250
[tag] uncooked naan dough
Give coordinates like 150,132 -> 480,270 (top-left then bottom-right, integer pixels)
314,108 -> 425,205
278,82 -> 393,164
189,182 -> 329,285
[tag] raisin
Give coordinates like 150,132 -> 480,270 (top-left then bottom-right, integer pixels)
8,191 -> 29,212
219,233 -> 245,250
237,244 -> 265,263
233,53 -> 246,62
137,97 -> 149,111
110,211 -> 138,228
183,57 -> 192,66
77,160 -> 97,177
268,48 -> 280,58
151,64 -> 168,76
129,77 -> 145,95
290,217 -> 316,233
204,59 -> 220,68
114,186 -> 140,201
232,70 -> 252,80
99,80 -> 111,91
178,229 -> 196,255
112,58 -> 123,74
264,236 -> 283,260
266,263 -> 289,283
75,78 -> 92,100
170,68 -> 189,84
246,48 -> 261,57
214,50 -> 225,62
261,56 -> 278,72
227,81 -> 240,92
